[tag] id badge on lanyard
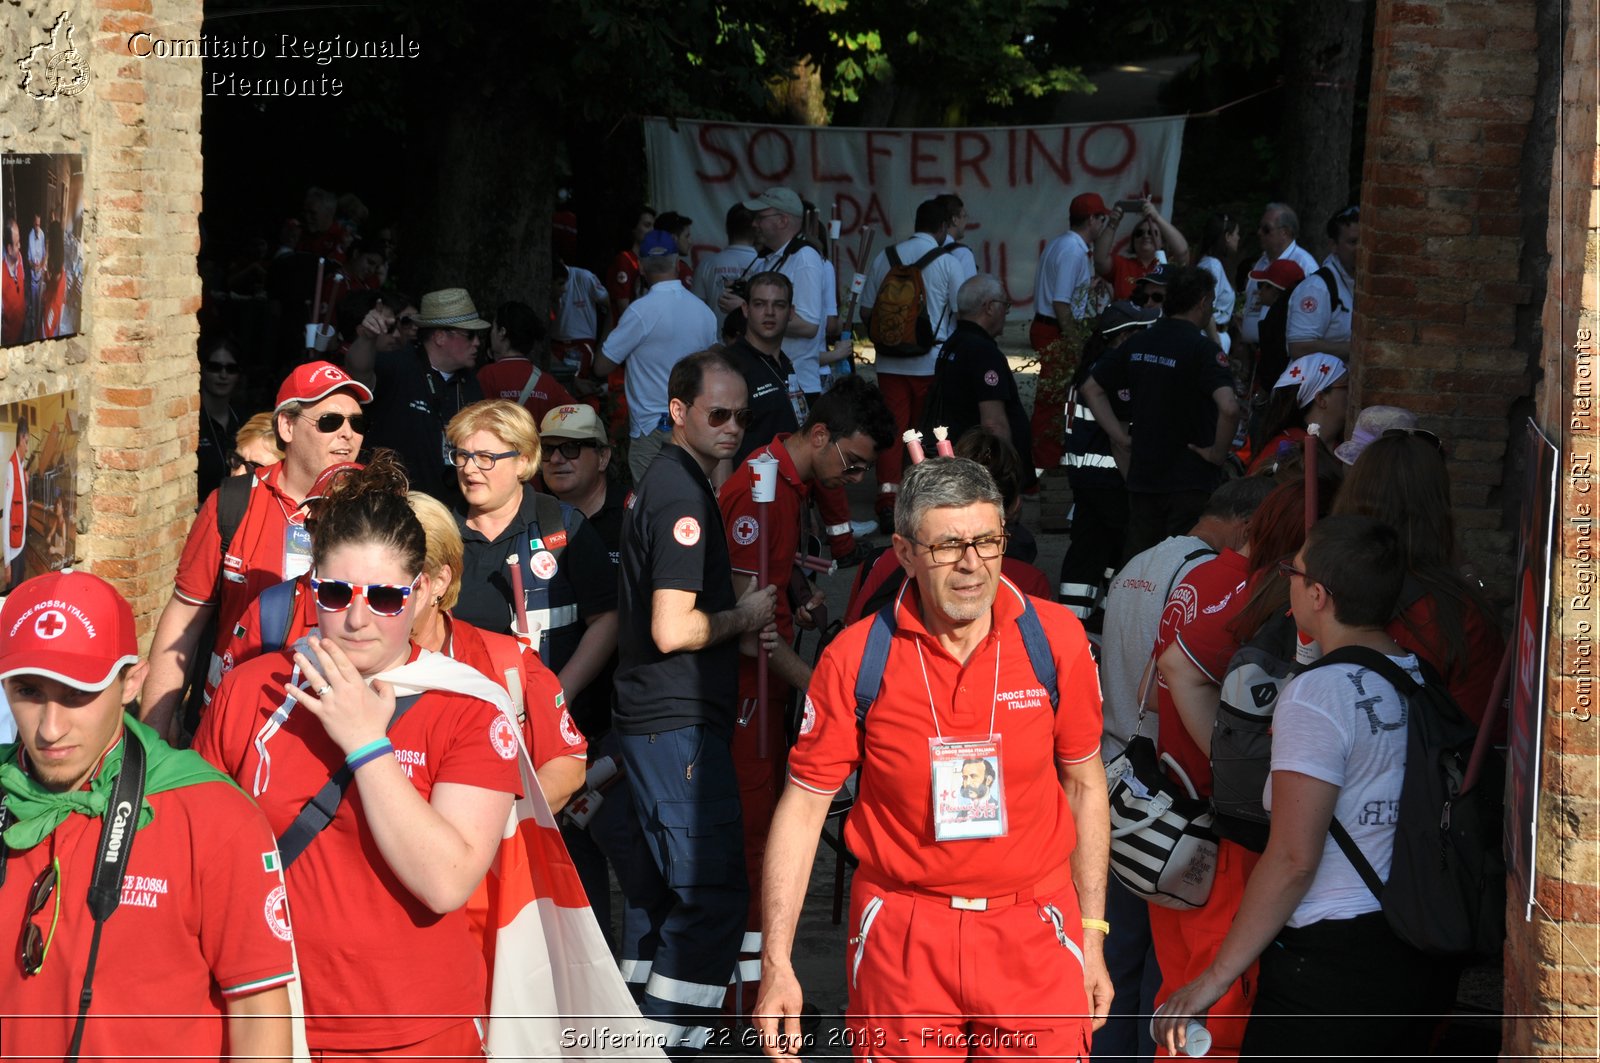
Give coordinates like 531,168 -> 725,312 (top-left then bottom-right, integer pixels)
929,734 -> 1007,841
283,522 -> 313,581
787,374 -> 809,425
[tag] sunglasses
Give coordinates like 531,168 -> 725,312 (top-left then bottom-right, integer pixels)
449,447 -> 519,470
18,858 -> 60,978
691,403 -> 753,428
546,439 -> 602,461
205,361 -> 240,374
309,573 -> 421,617
302,412 -> 367,435
1381,427 -> 1443,452
1133,229 -> 1157,239
833,438 -> 870,476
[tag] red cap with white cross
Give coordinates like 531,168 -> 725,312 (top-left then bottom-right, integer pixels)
0,571 -> 139,692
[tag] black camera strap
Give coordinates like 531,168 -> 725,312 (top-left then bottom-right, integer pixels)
66,733 -> 147,1063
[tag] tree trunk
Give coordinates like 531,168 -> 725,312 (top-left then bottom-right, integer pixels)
771,58 -> 828,126
1279,0 -> 1371,261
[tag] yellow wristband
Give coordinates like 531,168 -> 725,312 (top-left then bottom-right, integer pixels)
1081,918 -> 1111,935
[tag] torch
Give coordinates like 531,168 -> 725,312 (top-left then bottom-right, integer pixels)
748,452 -> 780,757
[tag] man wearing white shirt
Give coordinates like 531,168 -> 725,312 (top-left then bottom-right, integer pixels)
1286,206 -> 1359,360
936,192 -> 980,282
595,231 -> 719,482
857,198 -> 965,526
1238,203 -> 1320,345
693,203 -> 760,331
1030,192 -> 1111,469
740,187 -> 828,394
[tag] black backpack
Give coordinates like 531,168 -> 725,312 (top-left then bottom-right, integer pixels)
1308,646 -> 1505,959
1209,609 -> 1302,852
181,475 -> 254,732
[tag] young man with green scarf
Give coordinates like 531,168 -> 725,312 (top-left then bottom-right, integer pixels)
0,570 -> 295,1060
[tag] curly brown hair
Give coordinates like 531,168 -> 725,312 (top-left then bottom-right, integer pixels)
309,449 -> 425,577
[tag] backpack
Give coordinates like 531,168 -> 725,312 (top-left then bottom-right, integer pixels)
868,244 -> 957,359
1309,265 -> 1348,316
1311,646 -> 1506,959
181,474 -> 256,732
853,585 -> 1059,722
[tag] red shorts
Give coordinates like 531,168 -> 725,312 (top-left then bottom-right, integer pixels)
846,868 -> 1092,1061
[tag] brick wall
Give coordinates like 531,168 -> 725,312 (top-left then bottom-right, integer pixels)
1355,0 -> 1540,596
0,1 -> 203,633
1501,0 -> 1600,1053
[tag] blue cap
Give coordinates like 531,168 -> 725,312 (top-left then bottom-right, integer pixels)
639,231 -> 679,257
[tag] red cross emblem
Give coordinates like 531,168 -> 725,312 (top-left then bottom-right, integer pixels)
33,610 -> 67,639
1317,363 -> 1332,375
1289,367 -> 1302,379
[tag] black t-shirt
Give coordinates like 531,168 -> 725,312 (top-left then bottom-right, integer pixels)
929,320 -> 1036,488
725,336 -> 801,466
453,485 -> 618,678
1090,316 -> 1232,494
366,344 -> 484,503
570,480 -> 625,739
615,443 -> 738,735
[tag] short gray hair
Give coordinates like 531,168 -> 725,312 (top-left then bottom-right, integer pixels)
895,457 -> 1004,540
957,273 -> 1005,317
1265,202 -> 1300,239
640,253 -> 678,278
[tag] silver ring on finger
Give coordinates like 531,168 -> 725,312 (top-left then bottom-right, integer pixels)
317,684 -> 332,696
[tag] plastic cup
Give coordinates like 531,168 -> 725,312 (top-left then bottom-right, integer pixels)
749,454 -> 779,503
1150,1009 -> 1211,1057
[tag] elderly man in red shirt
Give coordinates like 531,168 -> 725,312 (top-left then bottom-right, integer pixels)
757,456 -> 1112,1061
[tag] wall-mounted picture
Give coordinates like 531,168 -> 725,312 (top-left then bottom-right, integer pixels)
0,391 -> 78,589
1,152 -> 86,347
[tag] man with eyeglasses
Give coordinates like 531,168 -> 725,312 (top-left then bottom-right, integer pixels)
345,286 -> 489,502
716,374 -> 895,1014
1286,206 -> 1360,360
927,273 -> 1035,488
757,457 -> 1111,1061
614,350 -> 777,1056
1238,203 -> 1319,347
143,360 -> 372,739
0,571 -> 295,1060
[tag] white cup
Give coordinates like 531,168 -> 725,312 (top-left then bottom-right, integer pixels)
304,323 -> 336,352
1150,1008 -> 1211,1057
748,454 -> 779,503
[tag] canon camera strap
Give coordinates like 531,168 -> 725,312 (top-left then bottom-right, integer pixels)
65,733 -> 148,1063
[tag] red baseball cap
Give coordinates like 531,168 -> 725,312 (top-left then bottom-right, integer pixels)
274,361 -> 374,413
0,571 -> 139,692
1249,259 -> 1306,291
1070,192 -> 1111,219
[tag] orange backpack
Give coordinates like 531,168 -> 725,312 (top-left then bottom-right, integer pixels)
868,243 -> 958,358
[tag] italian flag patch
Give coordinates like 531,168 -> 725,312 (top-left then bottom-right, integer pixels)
262,850 -> 281,873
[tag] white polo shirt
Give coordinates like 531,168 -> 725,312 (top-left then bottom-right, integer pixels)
691,243 -> 760,331
600,279 -> 718,437
1033,229 -> 1095,322
555,265 -> 608,342
1285,254 -> 1355,349
1239,239 -> 1320,343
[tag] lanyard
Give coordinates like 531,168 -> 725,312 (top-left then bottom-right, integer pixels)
914,631 -> 1001,742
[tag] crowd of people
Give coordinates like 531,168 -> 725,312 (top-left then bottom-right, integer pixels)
0,177 -> 1509,1062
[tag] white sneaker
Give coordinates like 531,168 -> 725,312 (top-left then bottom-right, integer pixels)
849,519 -> 879,538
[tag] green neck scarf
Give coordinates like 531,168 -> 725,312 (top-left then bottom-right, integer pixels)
0,714 -> 240,851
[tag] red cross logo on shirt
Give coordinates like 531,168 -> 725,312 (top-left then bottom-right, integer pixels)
1289,366 -> 1302,379
1317,363 -> 1332,375
34,610 -> 67,639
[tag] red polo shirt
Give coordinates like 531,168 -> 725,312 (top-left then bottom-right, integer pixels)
197,644 -> 522,1050
1154,549 -> 1251,796
788,578 -> 1102,896
175,464 -> 308,651
719,437 -> 810,643
476,359 -> 577,426
446,617 -> 588,766
0,768 -> 295,1059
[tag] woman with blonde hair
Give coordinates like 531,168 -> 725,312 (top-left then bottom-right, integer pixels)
447,399 -> 617,723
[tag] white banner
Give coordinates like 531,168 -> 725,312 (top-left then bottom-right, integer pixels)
644,115 -> 1186,306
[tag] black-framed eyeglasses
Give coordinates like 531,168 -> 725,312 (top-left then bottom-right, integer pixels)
1381,427 -> 1443,452
449,447 -> 520,470
204,361 -> 240,374
301,412 -> 367,435
691,403 -> 753,428
18,858 -> 60,978
913,534 -> 1009,565
309,573 -> 421,617
832,439 -> 870,476
1277,560 -> 1330,593
546,439 -> 603,461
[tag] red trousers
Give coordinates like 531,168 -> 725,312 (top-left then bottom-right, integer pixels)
874,372 -> 933,506
1027,320 -> 1067,469
1148,840 -> 1262,1058
846,867 -> 1093,1061
728,676 -> 791,1018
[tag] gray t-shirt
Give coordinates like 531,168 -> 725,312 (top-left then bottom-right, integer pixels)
1098,535 -> 1215,761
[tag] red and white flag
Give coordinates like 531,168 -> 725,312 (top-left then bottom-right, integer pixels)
379,654 -> 666,1061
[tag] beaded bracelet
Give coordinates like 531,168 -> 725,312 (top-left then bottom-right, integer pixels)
345,738 -> 394,771
1081,918 -> 1111,935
